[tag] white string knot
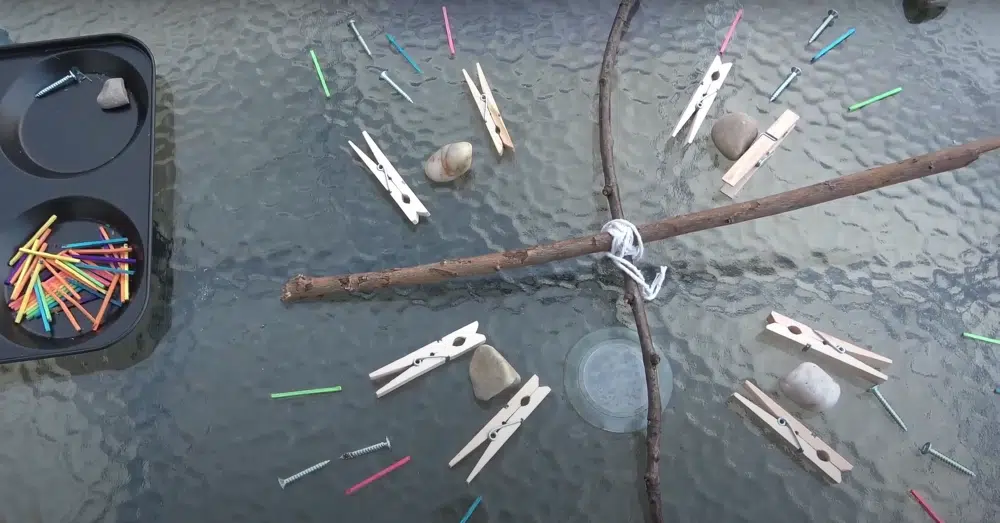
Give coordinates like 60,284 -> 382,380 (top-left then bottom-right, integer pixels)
601,219 -> 667,301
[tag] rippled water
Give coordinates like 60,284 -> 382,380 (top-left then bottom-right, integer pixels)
1,0 -> 998,521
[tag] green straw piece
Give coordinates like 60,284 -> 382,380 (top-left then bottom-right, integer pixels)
848,87 -> 902,112
270,386 -> 342,399
309,49 -> 331,99
962,332 -> 1000,345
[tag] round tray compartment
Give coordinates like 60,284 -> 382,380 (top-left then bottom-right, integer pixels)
0,49 -> 150,177
0,196 -> 144,347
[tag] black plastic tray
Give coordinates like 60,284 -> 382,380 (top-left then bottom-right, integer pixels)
0,34 -> 155,363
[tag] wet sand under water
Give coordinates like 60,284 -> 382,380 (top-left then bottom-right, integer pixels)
0,0 -> 998,522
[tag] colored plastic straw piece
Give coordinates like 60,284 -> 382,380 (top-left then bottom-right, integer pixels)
908,490 -> 944,523
848,87 -> 902,112
442,6 -> 456,56
76,264 -> 134,275
994,386 -> 999,395
33,279 -> 51,332
9,214 -> 56,265
99,228 -> 129,303
810,28 -> 855,63
18,248 -> 79,264
718,9 -> 743,55
386,35 -> 422,74
55,261 -> 106,291
459,496 -> 482,523
962,332 -> 1000,345
55,287 -> 98,325
68,247 -> 131,254
16,262 -> 41,323
308,49 -> 331,98
6,257 -> 24,285
60,238 -> 127,249
50,288 -> 81,332
11,250 -> 40,303
72,254 -> 136,264
270,386 -> 343,399
92,275 -> 120,331
345,456 -> 411,496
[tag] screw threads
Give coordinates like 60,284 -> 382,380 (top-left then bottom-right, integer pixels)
278,459 -> 330,489
870,386 -> 907,431
921,443 -> 976,477
35,75 -> 74,98
341,437 -> 391,459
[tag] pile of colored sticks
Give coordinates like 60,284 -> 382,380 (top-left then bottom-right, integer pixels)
4,215 -> 133,333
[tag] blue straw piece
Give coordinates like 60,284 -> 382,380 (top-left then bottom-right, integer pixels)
810,28 -> 855,63
60,238 -> 128,249
34,280 -> 51,332
459,496 -> 482,523
386,34 -> 422,74
75,264 -> 134,275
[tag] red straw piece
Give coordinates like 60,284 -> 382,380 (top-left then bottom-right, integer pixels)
345,456 -> 411,496
909,490 -> 945,523
442,6 -> 456,56
718,9 -> 743,55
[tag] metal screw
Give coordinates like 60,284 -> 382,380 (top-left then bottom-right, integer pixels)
380,71 -> 414,104
870,385 -> 907,432
920,442 -> 976,477
341,437 -> 391,459
35,67 -> 87,98
348,19 -> 372,57
277,459 -> 330,489
769,67 -> 801,102
807,9 -> 839,45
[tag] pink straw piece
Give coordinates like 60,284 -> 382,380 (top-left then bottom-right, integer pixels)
442,6 -> 455,56
909,490 -> 945,523
345,456 -> 411,496
718,8 -> 743,55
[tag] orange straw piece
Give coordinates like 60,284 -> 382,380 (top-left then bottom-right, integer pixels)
54,287 -> 97,325
92,274 -> 120,331
41,260 -> 81,300
48,286 -> 81,332
99,227 -> 128,303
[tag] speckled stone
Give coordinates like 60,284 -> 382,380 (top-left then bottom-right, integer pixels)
96,77 -> 129,110
711,112 -> 758,161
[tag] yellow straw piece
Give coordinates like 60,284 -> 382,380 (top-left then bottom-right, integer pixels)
15,264 -> 42,324
17,248 -> 79,264
10,240 -> 41,301
9,215 -> 56,266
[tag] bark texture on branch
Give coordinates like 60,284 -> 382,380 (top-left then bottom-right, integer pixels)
281,136 -> 1000,302
596,1 -> 664,521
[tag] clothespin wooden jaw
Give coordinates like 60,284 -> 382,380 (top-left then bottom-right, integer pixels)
463,63 -> 514,156
764,311 -> 891,386
729,380 -> 852,484
671,55 -> 733,144
369,321 -> 486,398
448,375 -> 550,483
348,131 -> 430,225
720,110 -> 799,198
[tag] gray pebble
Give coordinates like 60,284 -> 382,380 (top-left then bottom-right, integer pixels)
711,112 -> 759,161
96,77 -> 129,110
468,344 -> 521,401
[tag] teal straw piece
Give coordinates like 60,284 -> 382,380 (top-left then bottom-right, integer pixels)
848,87 -> 902,112
33,280 -> 51,332
810,27 -> 855,63
309,49 -> 332,98
459,496 -> 482,523
386,34 -> 422,74
962,332 -> 1000,345
995,386 -> 1000,395
270,386 -> 342,399
75,264 -> 134,275
61,238 -> 127,249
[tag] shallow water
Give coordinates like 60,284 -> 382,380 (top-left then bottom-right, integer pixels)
0,0 -> 998,521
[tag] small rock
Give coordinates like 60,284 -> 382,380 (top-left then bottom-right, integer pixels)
97,78 -> 129,110
779,362 -> 841,412
711,112 -> 758,161
468,344 -> 521,401
424,142 -> 472,182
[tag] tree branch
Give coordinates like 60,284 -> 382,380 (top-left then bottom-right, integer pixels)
281,136 -> 1000,302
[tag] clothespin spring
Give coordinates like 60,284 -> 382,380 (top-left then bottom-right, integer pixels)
777,417 -> 803,453
488,419 -> 524,440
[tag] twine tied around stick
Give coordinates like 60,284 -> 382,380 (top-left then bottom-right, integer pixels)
601,219 -> 666,300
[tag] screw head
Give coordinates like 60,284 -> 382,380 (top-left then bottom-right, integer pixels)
919,442 -> 932,454
828,9 -> 839,18
349,19 -> 356,25
791,66 -> 802,75
69,67 -> 84,81
278,477 -> 287,489
385,437 -> 391,449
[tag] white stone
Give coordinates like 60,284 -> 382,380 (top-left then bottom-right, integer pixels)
424,142 -> 472,182
96,77 -> 130,110
778,362 -> 840,412
468,344 -> 521,401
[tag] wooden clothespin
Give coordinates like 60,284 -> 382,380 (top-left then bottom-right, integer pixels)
765,311 -> 892,386
463,63 -> 513,156
729,380 -> 852,483
721,110 -> 799,198
671,55 -> 733,144
369,321 -> 486,398
348,131 -> 430,225
448,375 -> 550,483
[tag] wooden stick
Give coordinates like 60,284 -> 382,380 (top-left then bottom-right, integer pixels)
282,136 -> 1000,301
596,1 -> 663,520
